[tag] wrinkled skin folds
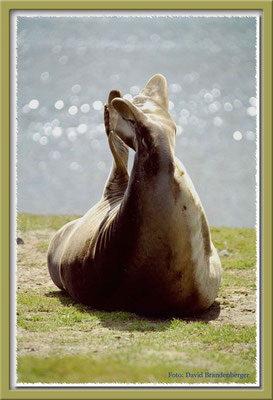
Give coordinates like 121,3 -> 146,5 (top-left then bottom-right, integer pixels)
47,74 -> 222,316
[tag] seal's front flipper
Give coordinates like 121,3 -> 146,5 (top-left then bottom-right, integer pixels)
104,90 -> 129,173
103,91 -> 129,200
104,90 -> 122,136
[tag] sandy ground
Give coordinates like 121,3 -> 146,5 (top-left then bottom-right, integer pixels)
17,229 -> 56,294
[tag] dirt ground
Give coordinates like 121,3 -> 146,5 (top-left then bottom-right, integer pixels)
16,229 -> 257,329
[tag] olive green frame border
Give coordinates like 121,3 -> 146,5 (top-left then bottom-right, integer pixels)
1,1 -> 272,399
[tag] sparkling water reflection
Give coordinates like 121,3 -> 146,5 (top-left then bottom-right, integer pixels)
16,16 -> 257,227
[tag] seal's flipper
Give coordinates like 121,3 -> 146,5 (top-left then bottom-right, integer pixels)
104,90 -> 123,136
108,90 -> 122,103
104,90 -> 129,169
103,94 -> 129,200
107,130 -> 129,175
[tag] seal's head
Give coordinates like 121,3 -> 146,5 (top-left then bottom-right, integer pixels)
111,74 -> 177,154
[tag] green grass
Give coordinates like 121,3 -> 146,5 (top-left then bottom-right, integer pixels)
17,213 -> 80,232
210,226 -> 256,257
16,213 -> 257,384
18,352 -> 255,384
17,289 -> 256,349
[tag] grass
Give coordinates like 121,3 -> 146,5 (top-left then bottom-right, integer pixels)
17,213 -> 79,232
16,213 -> 257,384
19,352 -> 256,384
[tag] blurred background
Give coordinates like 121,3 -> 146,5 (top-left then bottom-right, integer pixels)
16,15 -> 257,227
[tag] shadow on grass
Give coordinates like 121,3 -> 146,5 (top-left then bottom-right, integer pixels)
46,290 -> 221,332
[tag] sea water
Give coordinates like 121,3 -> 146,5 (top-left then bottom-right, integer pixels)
16,15 -> 257,227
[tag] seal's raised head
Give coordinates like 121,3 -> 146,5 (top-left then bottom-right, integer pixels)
111,74 -> 176,152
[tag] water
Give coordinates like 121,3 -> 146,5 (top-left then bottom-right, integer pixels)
16,15 -> 257,227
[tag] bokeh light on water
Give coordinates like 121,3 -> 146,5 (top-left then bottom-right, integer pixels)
16,16 -> 257,227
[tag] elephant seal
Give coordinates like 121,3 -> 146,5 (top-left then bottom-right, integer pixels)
47,74 -> 222,316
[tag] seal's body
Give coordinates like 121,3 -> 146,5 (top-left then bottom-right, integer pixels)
47,74 -> 221,316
